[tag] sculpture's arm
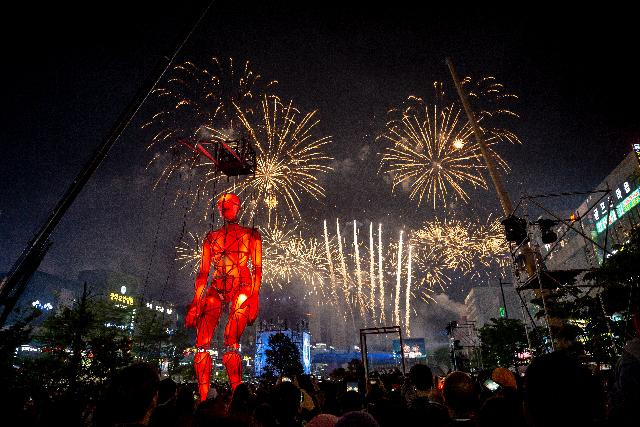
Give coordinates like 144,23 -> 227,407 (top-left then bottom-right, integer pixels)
249,229 -> 262,295
194,235 -> 212,304
186,235 -> 211,327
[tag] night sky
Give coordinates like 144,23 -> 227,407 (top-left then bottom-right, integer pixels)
2,1 -> 638,314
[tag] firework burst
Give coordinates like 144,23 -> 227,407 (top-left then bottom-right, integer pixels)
143,58 -> 276,189
410,215 -> 509,284
378,80 -> 520,209
260,219 -> 327,294
215,95 -> 333,222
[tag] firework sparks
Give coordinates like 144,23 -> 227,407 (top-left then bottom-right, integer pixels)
175,231 -> 202,275
410,215 -> 509,287
218,95 -> 333,222
260,219 -> 327,295
378,80 -> 520,209
142,58 -> 276,198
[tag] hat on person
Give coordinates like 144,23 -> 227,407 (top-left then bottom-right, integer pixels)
306,414 -> 339,427
492,367 -> 517,389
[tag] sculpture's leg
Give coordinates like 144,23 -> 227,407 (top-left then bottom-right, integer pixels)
222,350 -> 242,391
194,351 -> 212,402
223,290 -> 252,390
194,294 -> 222,401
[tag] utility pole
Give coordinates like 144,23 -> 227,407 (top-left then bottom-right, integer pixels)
446,58 -> 514,216
0,2 -> 214,327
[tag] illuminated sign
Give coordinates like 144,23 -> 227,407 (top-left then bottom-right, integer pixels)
32,300 -> 53,311
145,302 -> 173,314
393,338 -> 427,359
110,292 -> 134,306
595,184 -> 640,234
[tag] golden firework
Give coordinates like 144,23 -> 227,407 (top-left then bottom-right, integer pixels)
142,57 -> 277,211
378,80 -> 520,209
175,231 -> 203,275
215,95 -> 333,222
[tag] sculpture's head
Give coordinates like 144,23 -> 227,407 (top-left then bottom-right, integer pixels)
218,193 -> 241,222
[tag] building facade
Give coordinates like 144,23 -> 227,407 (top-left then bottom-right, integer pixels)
543,150 -> 640,270
465,282 -> 524,328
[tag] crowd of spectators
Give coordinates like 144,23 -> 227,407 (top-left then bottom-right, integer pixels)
76,344 -> 640,427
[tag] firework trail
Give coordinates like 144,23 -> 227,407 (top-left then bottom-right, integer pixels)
405,244 -> 413,335
369,222 -> 376,317
353,220 -> 364,314
336,219 -> 350,304
324,220 -> 338,303
378,80 -> 520,209
378,223 -> 385,323
394,230 -> 404,325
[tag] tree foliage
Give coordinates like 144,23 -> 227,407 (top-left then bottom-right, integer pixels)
531,226 -> 640,364
34,285 -> 133,394
479,318 -> 545,369
264,332 -> 303,378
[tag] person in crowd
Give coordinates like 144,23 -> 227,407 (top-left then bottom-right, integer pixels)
523,350 -> 605,426
402,364 -> 449,425
490,368 -> 516,390
442,371 -> 479,425
272,381 -> 303,427
335,410 -> 379,427
478,395 -> 523,427
306,413 -> 339,427
338,390 -> 363,414
95,362 -> 160,427
149,378 -> 178,427
227,382 -> 255,425
296,375 -> 320,421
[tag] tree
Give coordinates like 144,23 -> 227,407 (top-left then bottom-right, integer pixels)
430,345 -> 452,373
479,318 -> 545,369
531,226 -> 640,365
35,286 -> 133,388
130,307 -> 193,380
264,332 -> 303,378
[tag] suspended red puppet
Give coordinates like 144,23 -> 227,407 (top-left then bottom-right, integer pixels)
185,193 -> 262,401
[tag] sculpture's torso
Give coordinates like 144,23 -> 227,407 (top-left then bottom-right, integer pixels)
206,222 -> 254,298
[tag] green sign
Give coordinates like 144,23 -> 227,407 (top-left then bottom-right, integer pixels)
595,186 -> 640,234
499,306 -> 506,318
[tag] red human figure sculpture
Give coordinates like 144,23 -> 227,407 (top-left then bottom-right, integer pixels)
185,193 -> 262,401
